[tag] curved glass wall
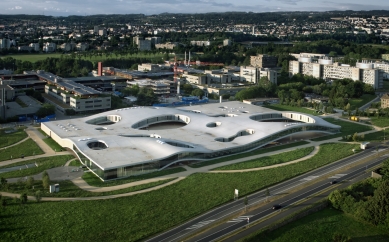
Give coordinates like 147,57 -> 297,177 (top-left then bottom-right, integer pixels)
73,124 -> 340,181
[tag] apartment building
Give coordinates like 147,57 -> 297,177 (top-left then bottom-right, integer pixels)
381,93 -> 389,109
29,43 -> 40,52
43,42 -> 56,52
138,39 -> 151,51
190,40 -> 211,46
240,66 -> 278,84
289,57 -> 382,89
145,36 -> 161,45
250,54 -> 278,68
0,38 -> 11,49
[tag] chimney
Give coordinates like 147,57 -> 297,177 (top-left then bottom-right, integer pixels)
98,62 -> 103,76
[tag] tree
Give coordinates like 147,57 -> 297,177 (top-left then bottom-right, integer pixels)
42,170 -> 50,189
26,176 -> 34,189
36,103 -> 55,118
352,132 -> 359,142
20,193 -> 28,205
35,190 -> 42,203
191,89 -> 204,99
365,180 -> 389,225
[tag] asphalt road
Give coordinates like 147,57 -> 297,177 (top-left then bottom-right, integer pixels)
146,147 -> 389,242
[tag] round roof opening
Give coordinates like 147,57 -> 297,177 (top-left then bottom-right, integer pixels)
206,122 -> 222,128
87,141 -> 108,150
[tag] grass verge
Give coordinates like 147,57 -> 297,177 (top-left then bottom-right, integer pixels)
213,147 -> 314,170
363,129 -> 389,142
0,127 -> 28,148
189,141 -> 310,168
0,138 -> 44,162
241,208 -> 389,242
0,143 -> 359,242
38,128 -> 64,151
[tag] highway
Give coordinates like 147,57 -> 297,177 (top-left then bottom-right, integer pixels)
146,146 -> 389,242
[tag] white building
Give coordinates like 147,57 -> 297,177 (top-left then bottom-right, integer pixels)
240,66 -> 278,84
29,43 -> 40,52
289,57 -> 382,89
43,42 -> 56,52
190,40 -> 211,46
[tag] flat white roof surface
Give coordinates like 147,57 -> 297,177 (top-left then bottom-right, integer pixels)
43,101 -> 338,170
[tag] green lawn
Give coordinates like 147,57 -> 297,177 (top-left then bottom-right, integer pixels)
0,155 -> 74,179
42,137 -> 64,152
37,128 -> 64,151
189,141 -> 310,168
311,117 -> 373,141
264,104 -> 319,116
82,167 -> 186,187
0,138 -> 44,162
363,129 -> 389,142
0,143 -> 359,242
4,178 -> 177,198
2,52 -> 166,63
214,147 -> 314,170
348,94 -> 377,109
0,127 -> 28,148
369,116 -> 389,128
241,208 -> 389,242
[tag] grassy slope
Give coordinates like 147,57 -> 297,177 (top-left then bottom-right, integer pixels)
0,143 -> 359,242
0,128 -> 28,148
264,104 -> 319,116
311,117 -> 372,141
214,147 -> 314,170
0,139 -> 44,162
242,208 -> 389,242
348,94 -> 377,109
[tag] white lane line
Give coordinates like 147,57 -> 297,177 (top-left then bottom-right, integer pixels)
300,175 -> 319,181
328,173 -> 347,179
185,220 -> 215,230
227,215 -> 253,223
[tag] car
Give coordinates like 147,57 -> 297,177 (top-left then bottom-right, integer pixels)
272,204 -> 281,210
330,180 -> 338,184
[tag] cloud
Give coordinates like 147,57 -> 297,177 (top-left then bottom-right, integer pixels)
15,6 -> 23,9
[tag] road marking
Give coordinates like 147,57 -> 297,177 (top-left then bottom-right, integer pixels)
185,220 -> 215,230
329,173 -> 347,179
227,215 -> 253,223
300,175 -> 319,181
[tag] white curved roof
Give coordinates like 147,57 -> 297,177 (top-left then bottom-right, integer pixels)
42,101 -> 339,170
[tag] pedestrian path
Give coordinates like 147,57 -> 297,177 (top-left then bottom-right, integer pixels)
0,137 -> 30,150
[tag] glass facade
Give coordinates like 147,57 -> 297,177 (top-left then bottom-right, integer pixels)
72,124 -> 340,181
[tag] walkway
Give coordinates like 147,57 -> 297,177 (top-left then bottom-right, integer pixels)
0,137 -> 29,150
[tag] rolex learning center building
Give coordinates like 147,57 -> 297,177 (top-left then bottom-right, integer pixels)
41,101 -> 340,181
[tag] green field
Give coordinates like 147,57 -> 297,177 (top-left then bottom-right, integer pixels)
348,94 -> 377,109
214,147 -> 314,170
82,167 -> 186,187
0,143 -> 359,242
42,137 -> 64,152
2,52 -> 166,63
311,117 -> 373,141
0,127 -> 28,148
369,116 -> 389,128
0,138 -> 44,162
363,129 -> 389,142
264,104 -> 319,116
4,178 -> 176,198
0,155 -> 74,179
242,208 -> 389,242
190,141 -> 310,168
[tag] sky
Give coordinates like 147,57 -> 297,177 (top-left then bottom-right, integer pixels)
1,0 -> 389,16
